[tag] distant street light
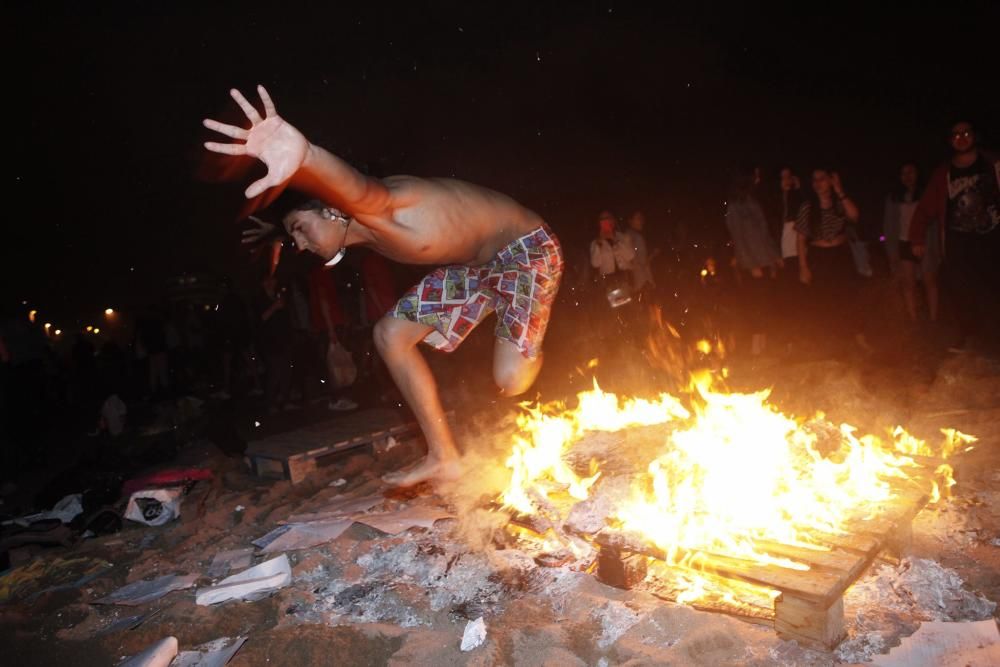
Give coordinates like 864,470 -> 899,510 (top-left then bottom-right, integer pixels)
105,308 -> 114,316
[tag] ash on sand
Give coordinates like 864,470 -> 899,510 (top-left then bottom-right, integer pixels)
836,557 -> 997,663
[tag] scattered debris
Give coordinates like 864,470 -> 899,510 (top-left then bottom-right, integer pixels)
868,620 -> 1000,666
172,636 -> 248,667
6,493 -> 84,526
280,494 -> 384,524
94,573 -> 198,606
196,554 -> 291,606
0,556 -> 112,603
118,635 -> 178,667
254,519 -> 353,554
460,616 -> 487,651
124,488 -> 185,526
352,506 -> 453,535
837,558 -> 997,662
96,608 -> 164,637
206,548 -> 255,578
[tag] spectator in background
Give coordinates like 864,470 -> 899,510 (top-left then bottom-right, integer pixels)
212,278 -> 260,400
589,210 -> 636,344
910,121 -> 1000,352
589,210 -> 635,289
135,307 -> 170,399
725,165 -> 781,356
883,162 -> 939,323
621,211 -> 657,302
778,167 -> 805,275
254,273 -> 293,413
796,168 -> 871,354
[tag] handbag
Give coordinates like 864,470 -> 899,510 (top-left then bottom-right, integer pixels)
326,341 -> 358,389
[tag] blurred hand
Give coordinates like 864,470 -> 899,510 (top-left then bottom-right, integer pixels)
242,216 -> 278,245
911,244 -> 926,258
831,172 -> 844,195
799,265 -> 812,285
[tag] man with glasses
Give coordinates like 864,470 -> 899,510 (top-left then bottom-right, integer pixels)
910,121 -> 1000,352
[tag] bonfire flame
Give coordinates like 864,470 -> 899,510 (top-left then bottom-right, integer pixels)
499,372 -> 974,604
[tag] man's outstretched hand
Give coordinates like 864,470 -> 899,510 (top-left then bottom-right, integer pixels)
203,86 -> 308,199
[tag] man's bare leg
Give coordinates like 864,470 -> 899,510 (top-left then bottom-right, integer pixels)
374,316 -> 461,486
492,338 -> 542,397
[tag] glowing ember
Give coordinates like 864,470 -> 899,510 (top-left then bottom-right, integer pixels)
499,374 -> 974,604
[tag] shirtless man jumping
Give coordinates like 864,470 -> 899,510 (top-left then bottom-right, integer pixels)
203,86 -> 563,486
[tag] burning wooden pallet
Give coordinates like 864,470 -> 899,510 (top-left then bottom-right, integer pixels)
245,408 -> 429,483
502,469 -> 936,651
592,480 -> 932,650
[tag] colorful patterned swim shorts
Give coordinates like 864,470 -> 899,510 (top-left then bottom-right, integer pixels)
390,226 -> 563,358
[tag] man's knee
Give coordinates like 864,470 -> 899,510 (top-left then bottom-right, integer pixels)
373,317 -> 403,357
373,316 -> 427,359
493,356 -> 541,397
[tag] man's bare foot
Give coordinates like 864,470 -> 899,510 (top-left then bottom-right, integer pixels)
382,457 -> 461,487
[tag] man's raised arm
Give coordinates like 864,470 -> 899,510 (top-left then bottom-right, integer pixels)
294,144 -> 391,216
203,86 -> 391,218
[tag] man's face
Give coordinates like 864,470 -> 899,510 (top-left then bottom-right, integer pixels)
949,122 -> 976,154
283,209 -> 341,259
629,212 -> 645,232
900,164 -> 918,190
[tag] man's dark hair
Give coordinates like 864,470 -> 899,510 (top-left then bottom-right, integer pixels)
291,199 -> 327,213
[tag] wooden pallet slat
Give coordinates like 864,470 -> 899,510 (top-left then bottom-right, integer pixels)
245,408 -> 428,483
585,471 -> 936,651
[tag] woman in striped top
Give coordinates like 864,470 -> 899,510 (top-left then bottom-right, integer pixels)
795,169 -> 870,352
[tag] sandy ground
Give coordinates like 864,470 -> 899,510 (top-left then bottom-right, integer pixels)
2,346 -> 999,666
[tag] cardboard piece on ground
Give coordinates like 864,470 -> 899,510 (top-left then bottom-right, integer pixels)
256,519 -> 353,554
96,608 -> 164,637
118,636 -> 178,667
280,494 -> 384,524
195,554 -> 291,606
172,636 -> 247,667
94,574 -> 198,606
207,549 -> 255,578
251,525 -> 292,551
351,505 -> 454,535
868,620 -> 1000,667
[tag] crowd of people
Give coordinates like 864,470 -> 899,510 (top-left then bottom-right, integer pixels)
719,120 -> 998,360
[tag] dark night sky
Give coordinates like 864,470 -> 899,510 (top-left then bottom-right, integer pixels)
8,1 -> 999,325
